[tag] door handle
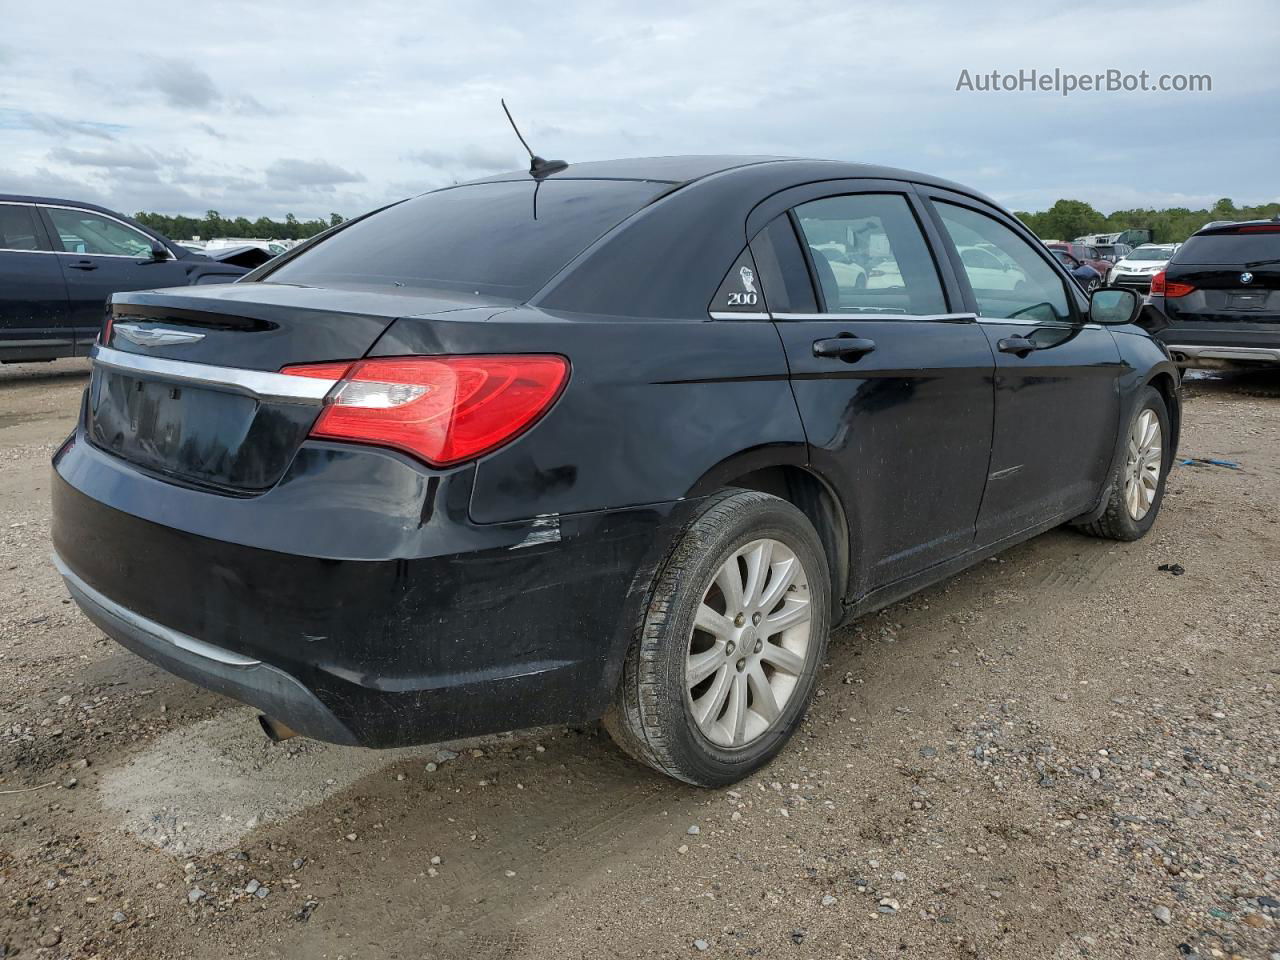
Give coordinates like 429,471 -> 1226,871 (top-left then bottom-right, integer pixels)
68,259 -> 98,271
812,335 -> 877,361
997,335 -> 1037,357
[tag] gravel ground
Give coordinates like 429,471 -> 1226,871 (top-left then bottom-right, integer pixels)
0,360 -> 1277,960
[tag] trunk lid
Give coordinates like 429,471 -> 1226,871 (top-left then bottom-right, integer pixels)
89,283 -> 504,492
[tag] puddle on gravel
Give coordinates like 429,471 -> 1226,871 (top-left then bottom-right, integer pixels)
99,708 -> 514,856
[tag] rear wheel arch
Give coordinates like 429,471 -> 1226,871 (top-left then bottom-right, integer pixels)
718,464 -> 850,622
1145,369 -> 1181,455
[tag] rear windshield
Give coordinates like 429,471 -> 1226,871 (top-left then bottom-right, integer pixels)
264,179 -> 667,300
1177,230 -> 1280,265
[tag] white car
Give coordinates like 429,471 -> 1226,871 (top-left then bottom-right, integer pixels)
1108,244 -> 1181,292
204,238 -> 290,258
956,244 -> 1028,290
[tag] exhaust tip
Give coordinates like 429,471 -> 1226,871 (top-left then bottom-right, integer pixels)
258,715 -> 299,743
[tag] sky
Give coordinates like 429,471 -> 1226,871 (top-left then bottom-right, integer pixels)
1,0 -> 1277,225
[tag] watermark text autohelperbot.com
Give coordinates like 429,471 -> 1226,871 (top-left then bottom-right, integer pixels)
956,68 -> 1211,96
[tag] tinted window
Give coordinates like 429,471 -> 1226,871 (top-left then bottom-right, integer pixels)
792,194 -> 946,315
267,179 -> 667,299
0,204 -> 44,251
936,202 -> 1071,323
1177,230 -> 1280,264
45,207 -> 155,257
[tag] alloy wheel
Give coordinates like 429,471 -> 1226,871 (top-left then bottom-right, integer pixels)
685,539 -> 813,748
1124,408 -> 1162,520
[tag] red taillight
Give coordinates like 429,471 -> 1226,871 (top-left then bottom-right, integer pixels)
282,355 -> 569,467
100,312 -> 113,345
1236,224 -> 1280,233
1149,271 -> 1195,298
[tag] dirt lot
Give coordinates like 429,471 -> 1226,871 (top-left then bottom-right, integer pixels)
1,359 -> 1277,960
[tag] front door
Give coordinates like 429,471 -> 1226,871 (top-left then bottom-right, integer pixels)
753,191 -> 995,596
40,205 -> 189,348
925,194 -> 1123,544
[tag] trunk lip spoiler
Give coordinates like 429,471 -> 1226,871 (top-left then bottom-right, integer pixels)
90,343 -> 339,405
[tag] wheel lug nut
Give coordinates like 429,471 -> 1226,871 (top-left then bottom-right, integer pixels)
733,613 -> 745,627
725,641 -> 735,655
751,612 -> 762,626
754,639 -> 763,653
736,658 -> 746,672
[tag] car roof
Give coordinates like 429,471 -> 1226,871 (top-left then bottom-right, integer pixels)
1193,217 -> 1280,236
461,155 -> 998,203
0,193 -> 128,215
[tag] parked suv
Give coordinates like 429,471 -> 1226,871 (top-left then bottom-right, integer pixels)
51,157 -> 1179,786
0,196 -> 249,363
1150,219 -> 1280,368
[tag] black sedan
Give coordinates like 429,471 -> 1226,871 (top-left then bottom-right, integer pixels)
50,157 -> 1180,786
0,195 -> 250,363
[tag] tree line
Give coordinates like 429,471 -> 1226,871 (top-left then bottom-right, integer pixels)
132,210 -> 346,242
131,197 -> 1280,246
1013,198 -> 1280,244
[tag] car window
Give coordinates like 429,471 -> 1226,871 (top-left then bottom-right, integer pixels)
791,193 -> 946,315
45,207 -> 155,257
266,179 -> 667,300
935,202 -> 1071,323
0,204 -> 45,251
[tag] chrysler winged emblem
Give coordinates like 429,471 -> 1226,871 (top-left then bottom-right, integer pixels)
113,323 -> 206,347
1240,272 -> 1254,284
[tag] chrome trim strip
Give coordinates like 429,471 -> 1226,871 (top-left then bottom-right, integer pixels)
709,311 -> 771,320
1166,343 -> 1280,362
977,318 -> 1103,330
53,553 -> 262,668
771,312 -> 978,322
90,344 -> 337,404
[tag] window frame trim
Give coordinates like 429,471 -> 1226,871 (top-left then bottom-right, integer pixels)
915,188 -> 1088,325
37,203 -> 176,261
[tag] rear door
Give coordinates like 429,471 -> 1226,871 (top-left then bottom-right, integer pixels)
748,183 -> 995,596
0,201 -> 71,359
921,190 -> 1123,544
40,204 -> 191,349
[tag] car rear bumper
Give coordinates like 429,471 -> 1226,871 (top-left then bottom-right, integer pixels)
54,553 -> 360,744
51,426 -> 686,748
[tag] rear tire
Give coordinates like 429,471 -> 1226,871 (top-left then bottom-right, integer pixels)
604,489 -> 831,787
1075,386 -> 1171,541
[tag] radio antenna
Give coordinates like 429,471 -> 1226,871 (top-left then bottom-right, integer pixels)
501,99 -> 568,179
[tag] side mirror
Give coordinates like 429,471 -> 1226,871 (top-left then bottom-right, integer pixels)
1089,287 -> 1142,325
148,240 -> 168,261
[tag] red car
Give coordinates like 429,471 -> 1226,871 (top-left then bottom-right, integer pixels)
1046,242 -> 1113,278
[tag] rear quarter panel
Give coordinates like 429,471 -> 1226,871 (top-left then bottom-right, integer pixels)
369,309 -> 806,524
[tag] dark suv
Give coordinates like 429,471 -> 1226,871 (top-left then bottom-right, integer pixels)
1151,219 -> 1280,368
0,196 -> 249,363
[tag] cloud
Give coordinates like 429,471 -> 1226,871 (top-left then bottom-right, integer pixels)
48,145 -> 165,171
195,122 -> 227,140
406,145 -> 516,172
0,109 -> 121,141
142,57 -> 221,109
265,158 -> 366,191
2,0 -> 1274,220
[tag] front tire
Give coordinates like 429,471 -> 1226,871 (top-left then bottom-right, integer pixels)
1076,386 -> 1171,541
604,489 -> 831,787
